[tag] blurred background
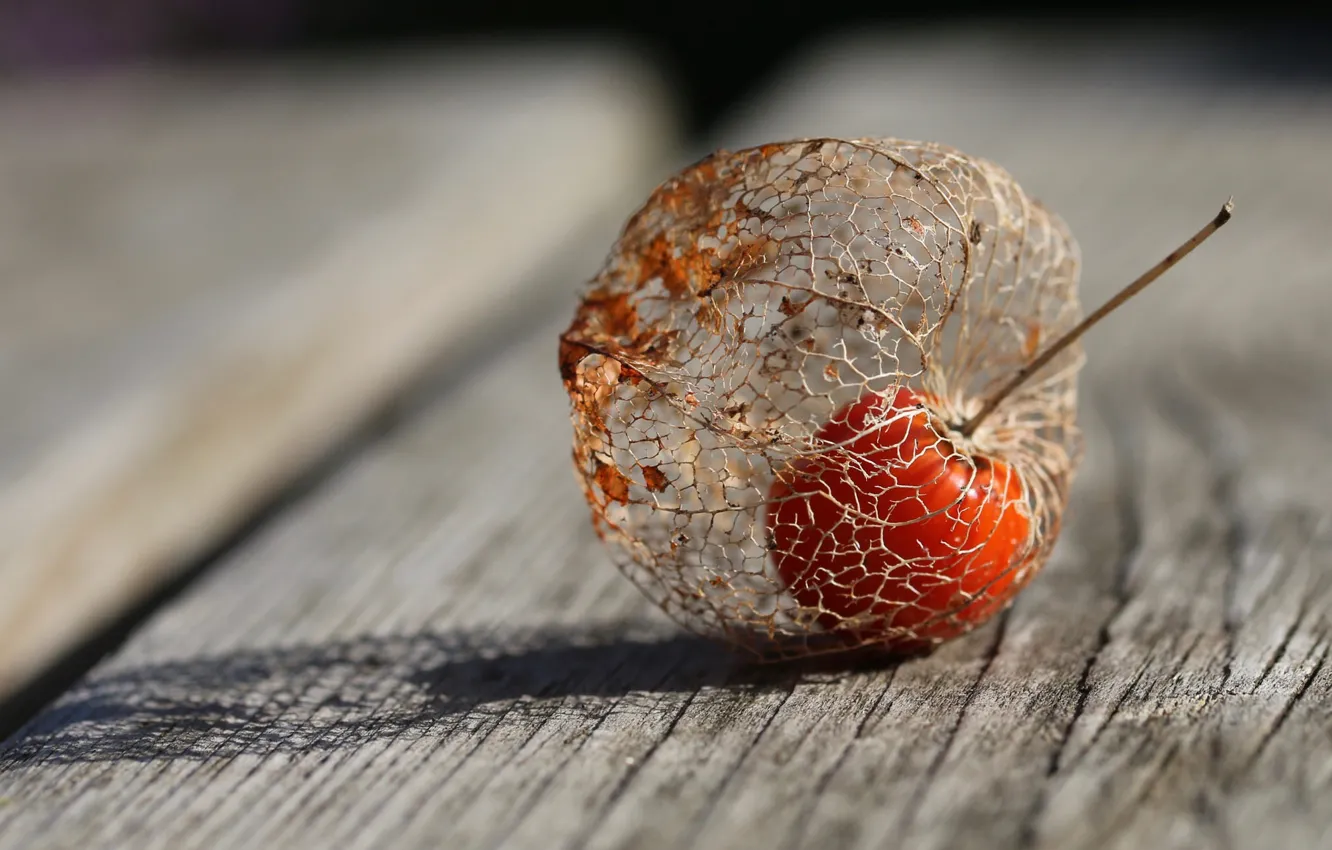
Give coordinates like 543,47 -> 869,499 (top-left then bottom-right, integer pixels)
1,3 -> 1329,133
2,2 -> 1332,731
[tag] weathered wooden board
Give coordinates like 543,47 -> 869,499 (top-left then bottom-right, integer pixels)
2,33 -> 1331,850
0,48 -> 673,700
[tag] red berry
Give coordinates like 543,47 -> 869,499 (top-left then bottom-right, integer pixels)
767,388 -> 1032,653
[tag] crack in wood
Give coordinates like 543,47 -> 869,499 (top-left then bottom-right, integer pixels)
678,681 -> 800,849
779,669 -> 898,850
1244,641 -> 1329,773
1151,374 -> 1251,639
898,609 -> 1010,841
482,650 -> 701,850
1050,396 -> 1145,780
564,688 -> 698,849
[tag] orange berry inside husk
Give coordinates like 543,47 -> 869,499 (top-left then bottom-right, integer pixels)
766,388 -> 1033,653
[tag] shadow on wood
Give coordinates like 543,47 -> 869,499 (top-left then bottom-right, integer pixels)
0,623 -> 903,767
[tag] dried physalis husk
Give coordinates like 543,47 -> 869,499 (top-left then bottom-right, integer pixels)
559,137 -> 1084,660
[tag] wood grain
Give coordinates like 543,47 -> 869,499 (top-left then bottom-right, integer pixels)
0,48 -> 673,701
3,32 -> 1332,850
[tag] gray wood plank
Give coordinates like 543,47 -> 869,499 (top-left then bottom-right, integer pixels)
0,48 -> 673,700
2,31 -> 1331,850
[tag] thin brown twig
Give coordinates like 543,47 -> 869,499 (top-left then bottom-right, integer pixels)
959,198 -> 1235,437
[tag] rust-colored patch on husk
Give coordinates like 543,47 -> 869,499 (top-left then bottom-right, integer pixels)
594,459 -> 632,504
637,235 -> 695,298
779,295 -> 808,318
1023,322 -> 1042,359
640,464 -> 669,493
584,290 -> 639,339
558,337 -> 592,386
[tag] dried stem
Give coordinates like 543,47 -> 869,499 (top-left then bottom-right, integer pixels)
959,198 -> 1235,438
